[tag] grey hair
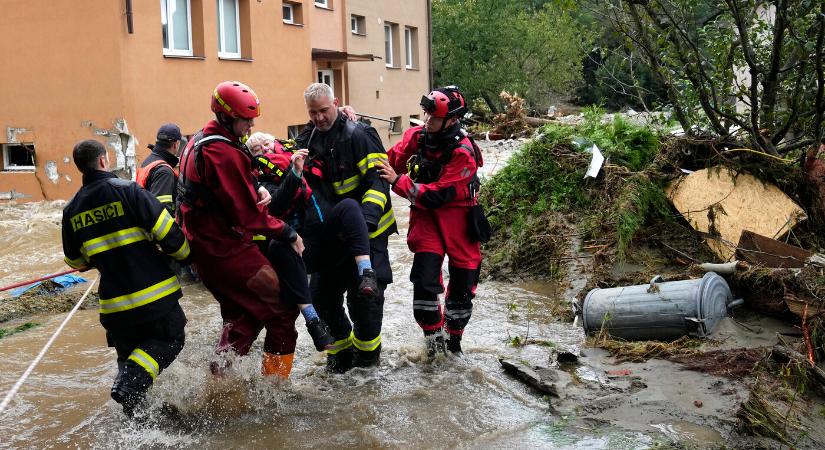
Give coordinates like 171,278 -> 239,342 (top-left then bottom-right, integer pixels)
304,83 -> 334,103
246,132 -> 275,153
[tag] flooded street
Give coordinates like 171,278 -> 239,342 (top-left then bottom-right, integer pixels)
0,142 -> 750,449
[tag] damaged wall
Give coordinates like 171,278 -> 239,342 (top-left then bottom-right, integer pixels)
82,119 -> 138,180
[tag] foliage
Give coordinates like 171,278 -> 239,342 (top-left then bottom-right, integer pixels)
590,0 -> 825,155
580,106 -> 660,171
432,0 -> 593,112
0,322 -> 39,339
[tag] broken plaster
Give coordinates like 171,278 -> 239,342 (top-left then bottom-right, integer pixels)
6,127 -> 30,143
0,190 -> 31,200
82,118 -> 138,180
45,161 -> 59,184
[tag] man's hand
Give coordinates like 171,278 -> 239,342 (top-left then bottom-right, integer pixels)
291,149 -> 309,173
291,234 -> 305,255
339,105 -> 358,121
375,160 -> 399,184
257,185 -> 272,206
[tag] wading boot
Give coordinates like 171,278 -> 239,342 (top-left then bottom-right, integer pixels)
425,331 -> 446,358
446,334 -> 463,356
358,268 -> 378,298
111,363 -> 153,418
262,352 -> 294,378
326,348 -> 355,374
353,345 -> 381,368
306,317 -> 335,351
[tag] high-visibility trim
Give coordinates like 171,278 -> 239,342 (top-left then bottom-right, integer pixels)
64,255 -> 88,269
353,334 -> 382,352
333,174 -> 361,195
151,209 -> 175,241
326,331 -> 354,355
361,189 -> 387,209
356,153 -> 389,175
156,194 -> 173,204
128,348 -> 160,380
99,275 -> 180,314
252,234 -> 267,241
170,240 -> 191,261
81,227 -> 148,258
369,209 -> 396,239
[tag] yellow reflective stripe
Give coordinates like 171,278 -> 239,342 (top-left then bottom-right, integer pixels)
99,276 -> 180,314
151,209 -> 175,241
252,234 -> 267,241
333,174 -> 361,195
361,189 -> 387,209
156,194 -> 173,204
82,227 -> 148,257
356,153 -> 389,175
64,255 -> 88,269
352,334 -> 382,352
128,348 -> 160,380
369,209 -> 396,239
326,331 -> 354,355
170,240 -> 190,261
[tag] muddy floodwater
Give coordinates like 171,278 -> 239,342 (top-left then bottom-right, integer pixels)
0,142 -> 764,449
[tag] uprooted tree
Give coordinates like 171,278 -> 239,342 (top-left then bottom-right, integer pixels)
590,0 -> 824,155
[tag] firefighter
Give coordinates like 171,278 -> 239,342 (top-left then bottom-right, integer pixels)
136,123 -> 184,215
295,83 -> 396,372
375,86 -> 483,357
177,81 -> 301,378
62,139 -> 190,417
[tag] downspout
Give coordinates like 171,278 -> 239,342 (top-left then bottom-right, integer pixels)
125,0 -> 134,34
427,0 -> 433,90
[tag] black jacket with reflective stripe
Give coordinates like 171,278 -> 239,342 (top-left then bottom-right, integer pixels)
139,149 -> 179,215
62,171 -> 189,329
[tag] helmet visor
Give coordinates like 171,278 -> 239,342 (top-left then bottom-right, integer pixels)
419,95 -> 436,114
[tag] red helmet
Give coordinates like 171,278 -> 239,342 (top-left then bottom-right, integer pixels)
211,81 -> 261,119
420,86 -> 467,119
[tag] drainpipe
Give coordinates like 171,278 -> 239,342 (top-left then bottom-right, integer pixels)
125,0 -> 134,34
427,0 -> 433,90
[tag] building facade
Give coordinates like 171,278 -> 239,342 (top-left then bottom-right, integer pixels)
0,0 -> 430,202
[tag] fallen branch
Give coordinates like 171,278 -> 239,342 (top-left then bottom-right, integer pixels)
771,345 -> 825,387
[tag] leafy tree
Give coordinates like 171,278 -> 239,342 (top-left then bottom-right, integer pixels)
432,0 -> 592,113
591,0 -> 825,155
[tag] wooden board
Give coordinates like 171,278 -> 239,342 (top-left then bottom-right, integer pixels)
666,167 -> 806,261
736,230 -> 813,268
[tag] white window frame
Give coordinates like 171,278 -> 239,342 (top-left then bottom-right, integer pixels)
283,3 -> 294,24
314,0 -> 329,8
2,143 -> 36,171
384,24 -> 394,67
217,0 -> 242,59
351,14 -> 364,35
405,27 -> 413,69
161,0 -> 194,56
317,69 -> 334,93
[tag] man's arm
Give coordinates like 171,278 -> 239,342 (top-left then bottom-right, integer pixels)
353,126 -> 391,231
130,183 -> 191,262
392,148 -> 478,209
62,210 -> 90,270
146,166 -> 176,215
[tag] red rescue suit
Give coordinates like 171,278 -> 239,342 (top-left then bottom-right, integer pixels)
387,125 -> 482,337
178,120 -> 299,356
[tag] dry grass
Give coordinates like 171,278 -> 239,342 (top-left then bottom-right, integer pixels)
588,327 -> 705,363
736,383 -> 802,446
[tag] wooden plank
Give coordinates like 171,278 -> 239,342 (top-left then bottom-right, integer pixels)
736,230 -> 813,268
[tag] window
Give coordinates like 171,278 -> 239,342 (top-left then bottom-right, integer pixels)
409,114 -> 422,126
390,116 -> 402,134
317,69 -> 334,92
216,0 -> 241,58
351,14 -> 365,35
384,23 -> 399,67
405,26 -> 419,69
282,1 -> 302,26
161,0 -> 193,56
282,3 -> 294,24
314,0 -> 329,8
287,125 -> 305,139
2,143 -> 35,171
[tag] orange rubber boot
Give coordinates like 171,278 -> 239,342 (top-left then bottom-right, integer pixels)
261,352 -> 294,378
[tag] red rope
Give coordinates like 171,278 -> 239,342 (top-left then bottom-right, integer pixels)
0,268 -> 80,293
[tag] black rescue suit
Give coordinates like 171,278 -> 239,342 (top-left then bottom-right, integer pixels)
62,170 -> 189,415
296,113 -> 396,366
387,124 -> 482,338
136,148 -> 179,215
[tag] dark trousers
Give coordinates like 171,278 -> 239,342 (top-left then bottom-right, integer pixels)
303,198 -> 371,274
259,239 -> 311,306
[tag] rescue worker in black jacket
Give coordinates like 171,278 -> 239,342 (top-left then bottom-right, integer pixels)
136,123 -> 184,215
296,82 -> 396,372
62,139 -> 190,417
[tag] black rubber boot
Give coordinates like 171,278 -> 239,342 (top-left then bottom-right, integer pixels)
446,335 -> 463,356
358,268 -> 378,298
326,348 -> 355,374
353,344 -> 381,368
425,331 -> 446,358
111,363 -> 153,418
306,317 -> 335,351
